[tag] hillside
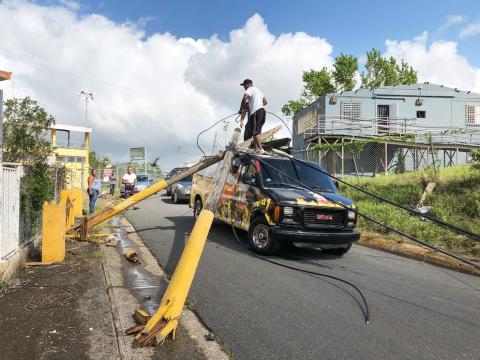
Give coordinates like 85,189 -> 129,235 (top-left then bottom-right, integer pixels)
340,165 -> 480,259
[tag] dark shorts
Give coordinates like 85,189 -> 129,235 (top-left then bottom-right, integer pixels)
244,108 -> 266,141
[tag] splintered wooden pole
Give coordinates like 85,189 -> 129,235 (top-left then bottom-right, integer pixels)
134,127 -> 241,347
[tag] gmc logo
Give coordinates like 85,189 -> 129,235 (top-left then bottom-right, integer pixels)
316,214 -> 333,221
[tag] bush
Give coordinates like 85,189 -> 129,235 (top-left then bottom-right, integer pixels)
341,165 -> 480,258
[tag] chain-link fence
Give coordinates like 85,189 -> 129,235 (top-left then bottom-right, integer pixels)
296,140 -> 474,178
294,139 -> 480,259
93,163 -> 165,197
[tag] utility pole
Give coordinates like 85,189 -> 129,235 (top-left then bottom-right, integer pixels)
211,131 -> 218,156
79,91 -> 94,127
176,145 -> 183,167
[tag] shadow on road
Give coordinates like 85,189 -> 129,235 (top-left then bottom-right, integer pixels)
160,215 -> 346,277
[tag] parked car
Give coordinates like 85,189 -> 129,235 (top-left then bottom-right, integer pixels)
165,167 -> 186,196
134,174 -> 154,191
190,153 -> 360,255
171,175 -> 192,204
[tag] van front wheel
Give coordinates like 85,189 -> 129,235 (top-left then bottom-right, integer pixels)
248,217 -> 279,255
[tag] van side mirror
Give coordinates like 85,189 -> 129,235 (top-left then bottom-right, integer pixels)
242,172 -> 255,185
333,180 -> 339,189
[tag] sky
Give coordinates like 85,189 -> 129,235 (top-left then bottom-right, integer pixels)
1,0 -> 480,170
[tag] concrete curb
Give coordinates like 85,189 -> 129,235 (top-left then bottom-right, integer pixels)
0,247 -> 27,283
100,215 -> 229,360
358,233 -> 480,276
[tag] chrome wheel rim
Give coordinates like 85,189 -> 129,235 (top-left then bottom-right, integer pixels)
252,224 -> 271,249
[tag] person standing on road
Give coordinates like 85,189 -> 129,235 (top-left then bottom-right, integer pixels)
87,168 -> 101,214
122,166 -> 137,197
109,171 -> 117,196
239,79 -> 267,152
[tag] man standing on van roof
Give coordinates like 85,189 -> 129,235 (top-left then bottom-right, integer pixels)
239,79 -> 267,152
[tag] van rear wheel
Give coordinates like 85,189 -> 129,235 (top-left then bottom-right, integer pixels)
248,216 -> 279,255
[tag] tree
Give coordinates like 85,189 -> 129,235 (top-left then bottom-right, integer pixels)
282,55 -> 358,116
3,97 -> 54,163
281,99 -> 309,117
150,156 -> 160,168
89,151 -> 110,169
360,48 -> 417,88
332,53 -> 358,92
3,97 -> 56,233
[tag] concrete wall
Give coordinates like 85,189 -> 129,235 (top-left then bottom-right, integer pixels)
0,89 -> 3,162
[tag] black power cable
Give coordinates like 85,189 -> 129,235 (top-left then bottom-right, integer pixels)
230,224 -> 371,323
228,168 -> 370,324
266,111 -> 293,137
291,157 -> 480,242
255,156 -> 480,270
196,113 -> 239,158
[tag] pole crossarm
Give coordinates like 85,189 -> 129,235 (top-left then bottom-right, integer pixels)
134,128 -> 241,347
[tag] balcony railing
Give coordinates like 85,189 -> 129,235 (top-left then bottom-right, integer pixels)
303,116 -> 480,147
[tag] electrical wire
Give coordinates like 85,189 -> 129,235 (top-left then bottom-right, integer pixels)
227,168 -> 370,323
196,113 -> 239,158
266,111 -> 293,137
255,156 -> 480,270
289,157 -> 480,242
229,223 -> 370,323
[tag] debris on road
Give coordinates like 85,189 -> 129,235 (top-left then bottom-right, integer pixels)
124,249 -> 141,264
134,308 -> 150,325
105,235 -> 119,247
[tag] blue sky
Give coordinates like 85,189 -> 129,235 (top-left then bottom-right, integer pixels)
59,0 -> 480,66
2,0 -> 480,166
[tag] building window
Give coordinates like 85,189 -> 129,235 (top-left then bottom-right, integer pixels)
416,111 -> 426,118
466,105 -> 480,126
340,102 -> 361,119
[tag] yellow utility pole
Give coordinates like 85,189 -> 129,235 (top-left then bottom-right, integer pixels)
134,128 -> 241,347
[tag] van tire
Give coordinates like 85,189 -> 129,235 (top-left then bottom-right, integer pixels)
248,216 -> 279,255
323,243 -> 352,256
193,198 -> 202,219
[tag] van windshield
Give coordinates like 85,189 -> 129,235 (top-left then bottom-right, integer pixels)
260,158 -> 336,192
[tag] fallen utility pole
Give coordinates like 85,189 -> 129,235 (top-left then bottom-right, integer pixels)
133,127 -> 241,347
75,125 -> 282,238
77,154 -> 223,238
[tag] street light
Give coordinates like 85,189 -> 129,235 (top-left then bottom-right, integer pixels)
79,91 -> 94,127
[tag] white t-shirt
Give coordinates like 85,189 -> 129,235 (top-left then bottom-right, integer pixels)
122,173 -> 137,184
245,86 -> 265,114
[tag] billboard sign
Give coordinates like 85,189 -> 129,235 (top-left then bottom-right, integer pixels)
130,147 -> 145,160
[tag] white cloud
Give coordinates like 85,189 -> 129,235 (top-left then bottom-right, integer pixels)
438,14 -> 465,33
58,0 -> 80,11
460,21 -> 480,38
384,32 -> 480,93
0,3 -> 333,168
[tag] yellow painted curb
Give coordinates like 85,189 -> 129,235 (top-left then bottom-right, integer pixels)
358,233 -> 480,276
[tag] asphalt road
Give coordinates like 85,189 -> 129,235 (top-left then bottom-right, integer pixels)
126,194 -> 480,360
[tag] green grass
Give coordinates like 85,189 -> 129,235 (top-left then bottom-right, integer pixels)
340,165 -> 480,259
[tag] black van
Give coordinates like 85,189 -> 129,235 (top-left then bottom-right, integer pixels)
190,153 -> 360,255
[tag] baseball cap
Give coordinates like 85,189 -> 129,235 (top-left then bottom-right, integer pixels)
240,79 -> 253,86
